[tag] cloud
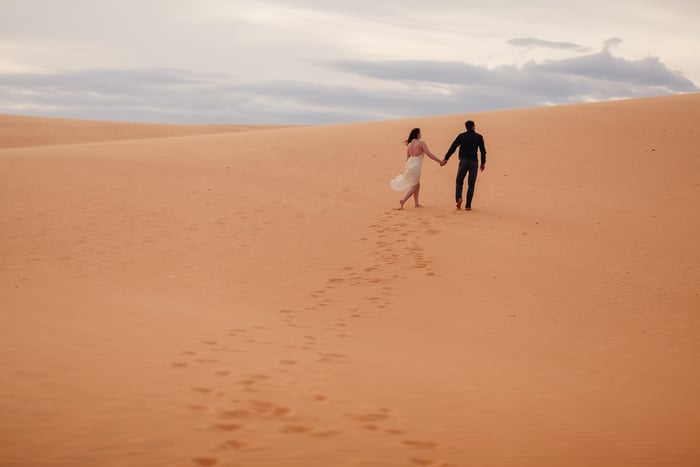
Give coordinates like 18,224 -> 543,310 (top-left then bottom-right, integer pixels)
536,51 -> 697,91
603,37 -> 623,51
326,49 -> 698,95
0,68 -> 407,124
508,37 -> 589,52
324,60 -> 492,86
0,48 -> 697,125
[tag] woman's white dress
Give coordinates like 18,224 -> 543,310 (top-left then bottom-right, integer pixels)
390,155 -> 424,191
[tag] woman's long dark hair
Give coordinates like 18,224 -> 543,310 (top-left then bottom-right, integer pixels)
405,128 -> 420,145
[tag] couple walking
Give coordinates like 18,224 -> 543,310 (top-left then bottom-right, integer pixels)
390,120 -> 487,210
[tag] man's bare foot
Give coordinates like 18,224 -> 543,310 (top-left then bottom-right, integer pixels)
465,206 -> 472,211
456,198 -> 462,210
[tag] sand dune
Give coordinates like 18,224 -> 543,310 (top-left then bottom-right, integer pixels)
1,93 -> 699,467
0,113 -> 292,149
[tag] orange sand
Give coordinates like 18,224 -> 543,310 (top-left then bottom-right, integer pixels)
0,113 -> 293,149
1,94 -> 699,467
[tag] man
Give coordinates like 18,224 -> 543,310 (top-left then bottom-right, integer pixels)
441,120 -> 487,210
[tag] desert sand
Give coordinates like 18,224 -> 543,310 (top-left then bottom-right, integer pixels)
1,94 -> 699,467
0,114 -> 292,150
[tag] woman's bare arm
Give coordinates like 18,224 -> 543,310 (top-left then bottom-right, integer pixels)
422,141 -> 442,163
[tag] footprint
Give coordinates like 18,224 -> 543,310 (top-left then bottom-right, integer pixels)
193,457 -> 218,466
410,458 -> 436,466
271,407 -> 291,418
350,411 -> 391,423
220,409 -> 252,419
214,424 -> 243,432
248,400 -> 292,419
281,425 -> 312,434
311,430 -> 340,438
316,352 -> 350,363
403,440 -> 441,450
220,439 -> 249,450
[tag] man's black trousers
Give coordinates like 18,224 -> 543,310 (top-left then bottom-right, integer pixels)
456,159 -> 479,207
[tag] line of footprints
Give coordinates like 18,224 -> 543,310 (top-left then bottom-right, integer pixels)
174,210 -> 453,466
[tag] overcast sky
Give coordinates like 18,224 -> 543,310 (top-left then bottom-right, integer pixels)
1,0 -> 698,124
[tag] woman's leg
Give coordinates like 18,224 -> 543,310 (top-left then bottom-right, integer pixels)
399,183 -> 419,209
412,182 -> 421,207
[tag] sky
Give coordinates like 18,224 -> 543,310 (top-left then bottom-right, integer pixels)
1,0 -> 698,124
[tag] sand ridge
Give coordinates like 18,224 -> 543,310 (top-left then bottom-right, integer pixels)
0,113 -> 296,149
1,93 -> 699,466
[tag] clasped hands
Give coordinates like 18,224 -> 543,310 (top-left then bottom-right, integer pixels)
436,159 -> 486,171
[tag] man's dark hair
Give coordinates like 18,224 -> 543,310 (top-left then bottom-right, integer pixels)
465,120 -> 475,130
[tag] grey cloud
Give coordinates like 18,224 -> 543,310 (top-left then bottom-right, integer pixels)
508,37 -> 589,52
326,50 -> 698,95
603,37 -> 623,51
0,68 -> 213,94
325,60 -> 492,86
0,68 -> 409,124
1,48 -> 697,125
537,51 -> 698,91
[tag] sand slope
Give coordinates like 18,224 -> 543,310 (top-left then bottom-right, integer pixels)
0,113 -> 292,149
1,94 -> 699,467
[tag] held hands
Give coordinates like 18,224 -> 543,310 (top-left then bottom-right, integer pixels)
439,159 -> 448,166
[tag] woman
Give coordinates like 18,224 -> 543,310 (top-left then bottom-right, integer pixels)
390,128 -> 443,209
